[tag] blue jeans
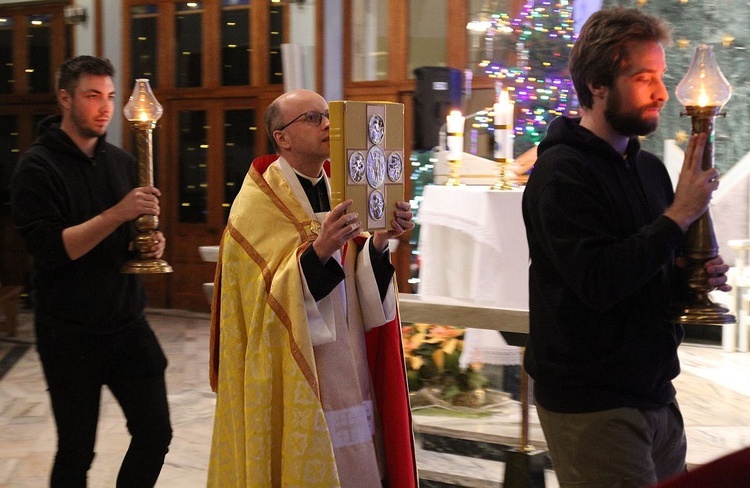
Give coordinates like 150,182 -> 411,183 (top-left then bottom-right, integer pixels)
35,318 -> 172,488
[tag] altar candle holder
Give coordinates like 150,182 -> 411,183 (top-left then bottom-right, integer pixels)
672,44 -> 733,326
492,89 -> 515,190
121,79 -> 173,274
445,110 -> 465,186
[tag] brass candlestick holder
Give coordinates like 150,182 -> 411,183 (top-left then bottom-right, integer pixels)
445,156 -> 462,186
491,156 -> 515,191
121,79 -> 173,274
672,44 -> 733,325
672,105 -> 732,325
503,351 -> 547,488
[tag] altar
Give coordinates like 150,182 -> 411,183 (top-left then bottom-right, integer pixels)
417,184 -> 529,311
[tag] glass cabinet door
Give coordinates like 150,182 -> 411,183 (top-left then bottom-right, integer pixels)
407,0 -> 447,78
221,0 -> 251,86
27,13 -> 52,93
127,1 -> 293,90
130,4 -> 159,84
175,2 -> 203,87
268,2 -> 284,85
0,3 -> 78,289
172,101 -> 259,227
0,115 -> 18,214
0,17 -> 13,94
350,0 -> 389,82
166,99 -> 260,310
177,109 -> 208,223
222,109 -> 255,221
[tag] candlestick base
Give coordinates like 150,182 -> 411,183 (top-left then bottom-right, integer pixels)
122,258 -> 173,274
503,448 -> 548,488
491,179 -> 515,191
491,158 -> 516,191
121,217 -> 173,274
446,158 -> 463,186
673,294 -> 735,326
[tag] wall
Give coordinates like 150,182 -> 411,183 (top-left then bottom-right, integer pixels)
101,1 -> 123,147
323,0 -> 343,100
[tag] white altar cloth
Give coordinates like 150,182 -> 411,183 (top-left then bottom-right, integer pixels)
417,184 -> 529,311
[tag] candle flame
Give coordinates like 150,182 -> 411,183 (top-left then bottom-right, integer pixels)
697,89 -> 709,107
499,89 -> 510,105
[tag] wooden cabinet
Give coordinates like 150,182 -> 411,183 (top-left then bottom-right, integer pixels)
0,2 -> 69,289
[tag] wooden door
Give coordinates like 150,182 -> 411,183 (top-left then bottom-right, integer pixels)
158,97 -> 261,311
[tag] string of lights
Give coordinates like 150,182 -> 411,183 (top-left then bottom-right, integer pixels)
476,1 -> 579,155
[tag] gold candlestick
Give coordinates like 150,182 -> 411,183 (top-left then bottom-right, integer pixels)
503,350 -> 547,488
121,79 -> 173,274
491,157 -> 515,191
445,157 -> 462,187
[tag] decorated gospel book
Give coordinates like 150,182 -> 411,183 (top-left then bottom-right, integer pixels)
329,100 -> 405,231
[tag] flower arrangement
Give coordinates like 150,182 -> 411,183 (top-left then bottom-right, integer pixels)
402,323 -> 489,407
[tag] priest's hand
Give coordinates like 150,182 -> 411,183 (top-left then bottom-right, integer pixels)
313,199 -> 362,263
372,201 -> 415,252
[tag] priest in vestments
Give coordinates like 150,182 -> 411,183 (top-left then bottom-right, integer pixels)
208,89 -> 418,487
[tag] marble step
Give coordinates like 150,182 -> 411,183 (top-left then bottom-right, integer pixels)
416,447 -> 559,488
412,403 -> 555,488
411,402 -> 548,452
420,432 -> 552,468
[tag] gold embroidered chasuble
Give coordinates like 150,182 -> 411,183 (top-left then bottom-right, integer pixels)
208,157 -> 412,487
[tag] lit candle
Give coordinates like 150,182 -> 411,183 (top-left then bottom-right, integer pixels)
698,88 -> 709,107
445,110 -> 465,186
494,89 -> 513,127
446,110 -> 465,161
494,89 -> 514,162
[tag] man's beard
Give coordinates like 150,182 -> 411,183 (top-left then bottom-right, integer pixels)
604,88 -> 660,137
71,107 -> 108,139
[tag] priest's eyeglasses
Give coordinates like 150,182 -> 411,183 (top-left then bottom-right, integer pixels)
277,110 -> 329,131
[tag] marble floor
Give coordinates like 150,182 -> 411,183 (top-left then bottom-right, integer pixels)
1,308 -> 750,487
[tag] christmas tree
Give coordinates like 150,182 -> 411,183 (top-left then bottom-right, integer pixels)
482,0 -> 579,157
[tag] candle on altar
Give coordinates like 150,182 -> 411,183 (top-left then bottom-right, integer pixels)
446,110 -> 465,161
494,89 -> 514,162
444,110 -> 465,186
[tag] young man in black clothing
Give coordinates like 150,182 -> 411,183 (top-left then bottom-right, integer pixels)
11,56 -> 172,487
522,8 -> 731,487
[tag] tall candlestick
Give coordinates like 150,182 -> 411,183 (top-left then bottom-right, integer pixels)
446,110 -> 465,186
672,44 -> 734,327
121,79 -> 173,274
492,89 -> 515,190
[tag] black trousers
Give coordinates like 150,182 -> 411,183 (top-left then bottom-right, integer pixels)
35,318 -> 172,488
